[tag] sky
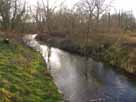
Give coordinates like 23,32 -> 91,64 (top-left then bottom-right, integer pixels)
25,0 -> 78,8
25,0 -> 136,16
113,0 -> 136,15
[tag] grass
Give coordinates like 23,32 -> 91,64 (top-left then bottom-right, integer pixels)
0,39 -> 62,102
72,32 -> 136,74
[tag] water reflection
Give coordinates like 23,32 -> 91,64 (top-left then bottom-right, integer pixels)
24,34 -> 136,102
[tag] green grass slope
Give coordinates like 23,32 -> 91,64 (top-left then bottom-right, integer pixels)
0,39 -> 62,102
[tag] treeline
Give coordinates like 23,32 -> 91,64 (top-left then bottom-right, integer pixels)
0,0 -> 136,34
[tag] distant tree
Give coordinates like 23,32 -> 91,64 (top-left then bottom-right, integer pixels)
0,0 -> 27,31
120,11 -> 136,31
33,0 -> 58,33
95,0 -> 111,24
101,10 -> 136,32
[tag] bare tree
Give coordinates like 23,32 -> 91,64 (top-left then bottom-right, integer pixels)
33,0 -> 61,33
74,0 -> 112,79
95,0 -> 111,24
0,0 -> 27,31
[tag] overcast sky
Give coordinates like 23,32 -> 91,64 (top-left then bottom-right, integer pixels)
25,0 -> 136,16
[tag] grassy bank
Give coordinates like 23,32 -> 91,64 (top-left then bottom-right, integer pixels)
78,33 -> 136,75
0,38 -> 62,102
36,32 -> 136,75
88,43 -> 132,74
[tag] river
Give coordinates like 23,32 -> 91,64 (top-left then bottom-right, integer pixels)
24,34 -> 136,102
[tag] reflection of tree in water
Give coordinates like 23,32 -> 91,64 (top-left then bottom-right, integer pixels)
90,68 -> 104,87
84,57 -> 88,80
47,46 -> 51,72
84,47 -> 104,86
84,47 -> 89,80
87,61 -> 104,87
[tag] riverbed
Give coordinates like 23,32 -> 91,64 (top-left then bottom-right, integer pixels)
24,34 -> 136,102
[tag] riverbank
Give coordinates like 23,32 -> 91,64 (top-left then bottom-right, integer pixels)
36,33 -> 136,75
0,37 -> 62,102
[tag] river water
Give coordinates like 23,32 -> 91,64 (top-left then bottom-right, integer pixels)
24,34 -> 136,102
